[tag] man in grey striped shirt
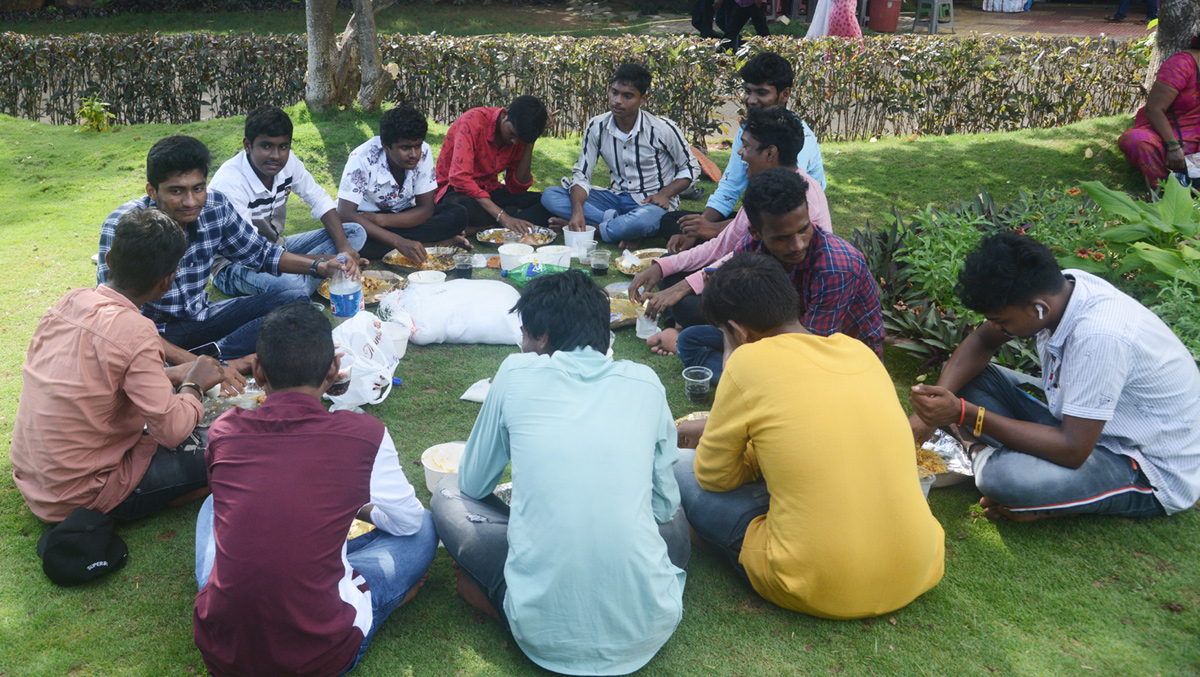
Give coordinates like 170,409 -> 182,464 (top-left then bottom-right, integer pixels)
542,64 -> 701,248
910,233 -> 1200,521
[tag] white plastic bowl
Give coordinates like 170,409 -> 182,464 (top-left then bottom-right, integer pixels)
536,245 -> 573,267
382,320 -> 410,359
408,270 -> 446,284
498,243 -> 534,271
563,226 -> 596,258
421,442 -> 466,493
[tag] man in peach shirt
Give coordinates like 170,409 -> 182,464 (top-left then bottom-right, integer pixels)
11,209 -> 225,524
628,106 -> 831,356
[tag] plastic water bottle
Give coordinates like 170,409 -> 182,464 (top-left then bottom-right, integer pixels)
328,254 -> 363,325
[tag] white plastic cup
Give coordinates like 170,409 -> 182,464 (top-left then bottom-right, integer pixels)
635,307 -> 658,339
563,226 -> 596,258
499,243 -> 534,270
328,352 -> 355,397
421,442 -> 466,493
382,321 -> 410,359
536,245 -> 573,267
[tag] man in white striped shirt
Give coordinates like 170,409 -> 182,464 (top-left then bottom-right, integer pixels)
542,64 -> 701,248
910,233 -> 1200,521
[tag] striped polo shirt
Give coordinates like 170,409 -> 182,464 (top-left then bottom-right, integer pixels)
568,110 -> 700,209
1038,270 -> 1200,514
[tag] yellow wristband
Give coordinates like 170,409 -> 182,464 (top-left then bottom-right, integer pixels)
974,406 -> 986,438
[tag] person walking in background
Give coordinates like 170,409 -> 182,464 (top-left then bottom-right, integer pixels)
718,0 -> 770,52
691,0 -> 724,38
1106,0 -> 1157,24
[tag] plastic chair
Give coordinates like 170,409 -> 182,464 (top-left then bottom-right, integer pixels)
912,0 -> 955,34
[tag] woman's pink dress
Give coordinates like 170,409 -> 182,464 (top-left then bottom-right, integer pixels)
1119,51 -> 1200,183
827,0 -> 863,39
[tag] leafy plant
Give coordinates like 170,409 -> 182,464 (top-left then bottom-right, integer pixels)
1149,278 -> 1200,361
1081,178 -> 1200,288
75,96 -> 114,133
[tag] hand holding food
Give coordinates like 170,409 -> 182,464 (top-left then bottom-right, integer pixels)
629,262 -> 664,304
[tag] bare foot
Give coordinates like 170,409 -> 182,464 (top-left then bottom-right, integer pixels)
647,327 -> 680,356
453,563 -> 501,623
979,496 -> 1067,522
618,238 -> 642,250
547,216 -> 569,230
432,234 -> 473,251
399,570 -> 430,607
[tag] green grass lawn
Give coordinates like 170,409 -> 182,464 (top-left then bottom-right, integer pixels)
3,4 -> 654,38
1,107 -> 1196,676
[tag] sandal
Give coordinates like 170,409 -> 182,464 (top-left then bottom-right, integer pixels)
1104,14 -> 1125,22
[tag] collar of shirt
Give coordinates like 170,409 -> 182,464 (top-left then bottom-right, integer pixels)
484,107 -> 507,149
1040,273 -> 1083,353
737,226 -> 823,276
607,111 -> 643,142
95,282 -> 139,312
237,151 -> 275,198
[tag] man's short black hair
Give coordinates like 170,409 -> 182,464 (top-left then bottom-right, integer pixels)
743,167 -> 808,230
107,208 -> 187,297
244,105 -> 293,143
739,51 -> 794,92
702,252 -> 800,332
512,269 -> 609,354
743,106 -> 803,167
506,95 -> 548,144
380,104 -> 429,147
255,302 -> 336,390
955,232 -> 1067,314
146,136 -> 211,190
612,63 -> 652,96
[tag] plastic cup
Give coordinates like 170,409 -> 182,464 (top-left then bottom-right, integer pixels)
579,240 -> 598,265
421,442 -> 466,493
590,250 -> 611,278
563,225 -> 596,258
918,467 -> 936,499
328,352 -> 355,397
453,253 -> 473,279
382,321 -> 410,359
535,245 -> 573,267
682,366 -> 713,404
501,230 -> 520,244
499,243 -> 534,270
635,307 -> 658,339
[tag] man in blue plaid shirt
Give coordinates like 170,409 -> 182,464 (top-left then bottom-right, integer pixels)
98,136 -> 348,373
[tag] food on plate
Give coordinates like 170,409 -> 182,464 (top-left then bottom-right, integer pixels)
617,248 -> 668,275
916,446 -> 949,474
674,411 -> 710,426
316,273 -> 405,303
477,227 -> 555,246
609,298 -> 638,328
383,247 -> 456,272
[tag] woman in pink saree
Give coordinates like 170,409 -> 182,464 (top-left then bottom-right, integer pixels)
1119,37 -> 1200,186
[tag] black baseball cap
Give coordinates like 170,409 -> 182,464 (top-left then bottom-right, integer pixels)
36,508 -> 129,587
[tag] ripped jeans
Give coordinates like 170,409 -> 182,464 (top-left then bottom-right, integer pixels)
429,475 -> 691,630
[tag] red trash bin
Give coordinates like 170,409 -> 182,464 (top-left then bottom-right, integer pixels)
868,0 -> 901,32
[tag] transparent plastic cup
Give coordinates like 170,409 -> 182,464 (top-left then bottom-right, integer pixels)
682,366 -> 713,404
635,307 -> 658,339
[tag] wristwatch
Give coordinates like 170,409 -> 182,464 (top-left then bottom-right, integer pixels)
309,258 -> 323,278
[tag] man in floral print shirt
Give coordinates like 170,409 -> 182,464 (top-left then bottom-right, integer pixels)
337,105 -> 470,264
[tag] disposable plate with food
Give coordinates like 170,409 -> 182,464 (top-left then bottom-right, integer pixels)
919,429 -> 974,488
476,227 -> 556,246
616,248 -> 668,276
317,271 -> 406,306
382,246 -> 458,272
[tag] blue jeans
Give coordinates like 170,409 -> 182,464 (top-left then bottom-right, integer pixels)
429,475 -> 691,630
212,223 -> 367,297
108,428 -> 208,523
195,497 -> 439,673
673,448 -> 768,585
540,186 -> 668,242
676,325 -> 725,387
1113,0 -> 1156,19
160,287 -> 310,359
961,365 -> 1166,518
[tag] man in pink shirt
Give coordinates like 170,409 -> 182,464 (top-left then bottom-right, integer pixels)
11,209 -> 225,524
629,106 -> 831,355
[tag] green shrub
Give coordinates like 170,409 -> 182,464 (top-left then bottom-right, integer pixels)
0,32 -> 1145,142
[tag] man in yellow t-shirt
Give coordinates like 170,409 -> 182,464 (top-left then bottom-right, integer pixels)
674,252 -> 945,619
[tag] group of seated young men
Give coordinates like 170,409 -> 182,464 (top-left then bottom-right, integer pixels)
9,48 -> 1200,676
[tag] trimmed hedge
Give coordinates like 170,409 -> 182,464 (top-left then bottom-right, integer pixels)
0,31 -> 1145,141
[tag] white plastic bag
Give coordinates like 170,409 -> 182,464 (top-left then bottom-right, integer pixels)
395,279 -> 522,346
328,311 -> 400,411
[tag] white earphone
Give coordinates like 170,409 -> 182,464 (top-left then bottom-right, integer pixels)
1036,305 -> 1044,320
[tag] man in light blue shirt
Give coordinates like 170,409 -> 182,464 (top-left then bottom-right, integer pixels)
431,270 -> 689,676
661,51 -> 826,254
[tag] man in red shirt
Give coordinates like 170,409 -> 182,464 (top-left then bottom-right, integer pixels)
435,95 -> 555,234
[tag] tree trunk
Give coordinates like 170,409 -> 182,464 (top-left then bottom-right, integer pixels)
305,0 -> 339,112
1146,0 -> 1200,89
354,0 -> 395,111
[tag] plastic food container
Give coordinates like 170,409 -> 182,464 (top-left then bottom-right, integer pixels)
498,243 -> 534,271
421,442 -> 466,493
536,245 -> 573,267
562,226 -> 596,258
382,320 -> 410,359
408,270 -> 446,284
